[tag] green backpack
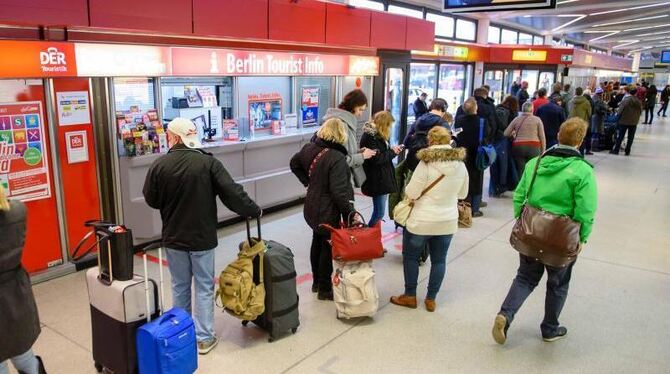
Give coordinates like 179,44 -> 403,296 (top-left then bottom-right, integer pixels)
216,239 -> 265,320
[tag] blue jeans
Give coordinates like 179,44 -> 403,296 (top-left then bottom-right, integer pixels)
470,194 -> 482,213
402,230 -> 453,299
368,194 -> 388,226
166,248 -> 216,342
0,349 -> 38,374
499,254 -> 575,337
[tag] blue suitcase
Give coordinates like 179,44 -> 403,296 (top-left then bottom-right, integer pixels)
136,246 -> 198,374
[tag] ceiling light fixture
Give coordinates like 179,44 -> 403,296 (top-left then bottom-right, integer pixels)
589,2 -> 670,16
592,15 -> 668,28
626,23 -> 670,32
552,15 -> 587,32
588,31 -> 621,42
613,40 -> 641,49
636,30 -> 670,37
557,0 -> 580,4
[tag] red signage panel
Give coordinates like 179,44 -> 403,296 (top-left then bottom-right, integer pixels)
0,41 -> 78,78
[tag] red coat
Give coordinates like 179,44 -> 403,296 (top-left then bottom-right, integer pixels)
532,97 -> 550,114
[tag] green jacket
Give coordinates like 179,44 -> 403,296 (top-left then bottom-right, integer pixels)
513,147 -> 598,243
569,95 -> 592,123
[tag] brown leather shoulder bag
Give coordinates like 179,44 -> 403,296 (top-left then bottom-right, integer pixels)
509,151 -> 582,267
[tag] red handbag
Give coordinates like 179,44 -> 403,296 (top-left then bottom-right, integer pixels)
320,212 -> 384,262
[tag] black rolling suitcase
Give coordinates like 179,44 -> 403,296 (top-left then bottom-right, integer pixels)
85,237 -> 158,374
242,218 -> 300,342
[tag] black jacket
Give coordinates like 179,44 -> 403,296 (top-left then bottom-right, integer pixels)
645,86 -> 658,107
290,138 -> 355,232
455,97 -> 496,144
359,123 -> 398,196
143,144 -> 261,251
495,105 -> 516,142
610,93 -> 625,109
517,89 -> 530,108
661,88 -> 670,103
413,97 -> 429,118
0,201 -> 41,361
403,113 -> 448,171
454,113 -> 483,197
536,102 -> 566,147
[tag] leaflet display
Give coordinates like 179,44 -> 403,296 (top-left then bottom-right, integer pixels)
0,101 -> 52,201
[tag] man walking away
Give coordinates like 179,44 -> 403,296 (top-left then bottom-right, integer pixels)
516,81 -> 530,108
611,86 -> 643,156
143,118 -> 261,355
536,96 -> 566,149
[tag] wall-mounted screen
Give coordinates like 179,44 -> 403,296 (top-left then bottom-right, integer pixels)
443,0 -> 555,12
661,50 -> 670,64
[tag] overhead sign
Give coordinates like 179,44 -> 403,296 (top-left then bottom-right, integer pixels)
75,43 -> 171,77
561,54 -> 573,62
444,0 -> 555,12
170,47 -> 379,76
512,50 -> 548,62
0,41 -> 77,78
0,102 -> 51,202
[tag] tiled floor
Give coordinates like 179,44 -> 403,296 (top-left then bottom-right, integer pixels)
17,118 -> 670,373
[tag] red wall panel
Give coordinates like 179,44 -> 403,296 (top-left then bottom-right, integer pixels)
326,4 -> 371,48
406,18 -> 434,52
194,0 -> 268,40
370,12 -> 406,50
269,0 -> 326,44
0,0 -> 88,27
51,78 -> 101,255
89,0 -> 192,35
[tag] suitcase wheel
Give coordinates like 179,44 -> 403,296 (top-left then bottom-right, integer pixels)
94,362 -> 103,373
242,320 -> 249,326
292,327 -> 297,334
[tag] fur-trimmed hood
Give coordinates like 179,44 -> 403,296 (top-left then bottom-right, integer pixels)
362,121 -> 378,136
417,145 -> 466,177
417,145 -> 466,162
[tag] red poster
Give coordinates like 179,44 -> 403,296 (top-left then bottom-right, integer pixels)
0,102 -> 51,201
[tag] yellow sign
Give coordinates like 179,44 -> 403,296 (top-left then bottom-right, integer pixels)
512,50 -> 547,62
413,45 -> 469,59
585,55 -> 593,64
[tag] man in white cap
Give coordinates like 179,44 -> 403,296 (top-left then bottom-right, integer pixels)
143,118 -> 261,354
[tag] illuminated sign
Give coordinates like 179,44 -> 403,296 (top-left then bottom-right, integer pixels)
75,44 -> 171,77
444,0 -> 555,12
412,45 -> 469,59
512,50 -> 548,62
585,55 -> 593,64
561,54 -> 573,62
0,41 -> 77,78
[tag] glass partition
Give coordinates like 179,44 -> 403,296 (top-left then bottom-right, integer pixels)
438,64 -> 467,114
408,63 -> 437,124
385,68 -> 405,146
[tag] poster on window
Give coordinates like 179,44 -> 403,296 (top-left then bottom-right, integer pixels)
56,91 -> 90,126
65,131 -> 89,164
248,93 -> 283,134
0,102 -> 51,201
301,86 -> 320,126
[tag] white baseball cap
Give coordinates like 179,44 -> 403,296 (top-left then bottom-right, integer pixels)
167,118 -> 202,149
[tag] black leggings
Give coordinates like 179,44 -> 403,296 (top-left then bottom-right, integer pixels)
658,102 -> 668,116
310,231 -> 333,291
645,105 -> 655,124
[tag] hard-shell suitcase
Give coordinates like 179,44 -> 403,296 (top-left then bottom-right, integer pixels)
241,218 -> 300,342
333,260 -> 379,320
86,238 -> 158,374
136,244 -> 198,374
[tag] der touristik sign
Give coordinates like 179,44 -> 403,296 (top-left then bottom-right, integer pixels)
0,41 -> 379,78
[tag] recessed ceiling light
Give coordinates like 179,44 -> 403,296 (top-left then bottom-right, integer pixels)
626,23 -> 670,32
589,2 -> 670,16
592,15 -> 668,28
589,31 -> 621,42
552,15 -> 587,32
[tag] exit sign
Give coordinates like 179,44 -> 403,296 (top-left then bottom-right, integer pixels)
561,54 -> 573,62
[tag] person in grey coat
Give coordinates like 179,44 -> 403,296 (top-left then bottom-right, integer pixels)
322,90 -> 376,187
0,186 -> 47,374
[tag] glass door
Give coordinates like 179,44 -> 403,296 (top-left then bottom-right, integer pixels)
484,69 -> 505,105
407,63 -> 437,125
538,71 -> 555,92
521,69 -> 540,96
504,69 -> 522,97
384,67 -> 405,146
438,64 -> 468,115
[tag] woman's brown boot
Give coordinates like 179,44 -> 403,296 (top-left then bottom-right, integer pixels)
390,294 -> 417,309
425,299 -> 436,312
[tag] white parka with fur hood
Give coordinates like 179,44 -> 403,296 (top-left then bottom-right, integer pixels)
405,145 -> 469,235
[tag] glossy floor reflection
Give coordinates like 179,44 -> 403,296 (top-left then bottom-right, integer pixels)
18,118 -> 670,373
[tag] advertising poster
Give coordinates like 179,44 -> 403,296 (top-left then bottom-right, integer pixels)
301,86 -> 320,126
65,131 -> 89,164
0,102 -> 51,201
56,91 -> 90,126
248,93 -> 283,133
222,119 -> 239,141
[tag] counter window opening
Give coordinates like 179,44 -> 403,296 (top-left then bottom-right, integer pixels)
111,74 -> 366,159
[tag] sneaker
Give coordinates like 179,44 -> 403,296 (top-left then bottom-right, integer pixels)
543,326 -> 568,342
198,337 -> 219,355
492,314 -> 508,345
472,211 -> 484,218
480,201 -> 488,208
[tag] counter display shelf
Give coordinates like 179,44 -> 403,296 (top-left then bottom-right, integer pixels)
118,131 -> 315,243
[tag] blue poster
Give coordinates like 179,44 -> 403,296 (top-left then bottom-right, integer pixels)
301,87 -> 320,126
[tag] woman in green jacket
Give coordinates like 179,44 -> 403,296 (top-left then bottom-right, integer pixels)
492,117 -> 598,345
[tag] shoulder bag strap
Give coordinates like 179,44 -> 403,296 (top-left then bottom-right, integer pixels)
308,148 -> 330,178
416,169 -> 446,200
524,149 -> 550,202
478,118 -> 485,143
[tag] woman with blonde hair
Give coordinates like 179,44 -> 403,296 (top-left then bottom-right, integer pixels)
390,126 -> 468,312
360,111 -> 403,226
0,186 -> 47,373
290,118 -> 356,300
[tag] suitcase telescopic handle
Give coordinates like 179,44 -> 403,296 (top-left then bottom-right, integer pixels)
246,216 -> 262,242
140,241 -> 165,323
